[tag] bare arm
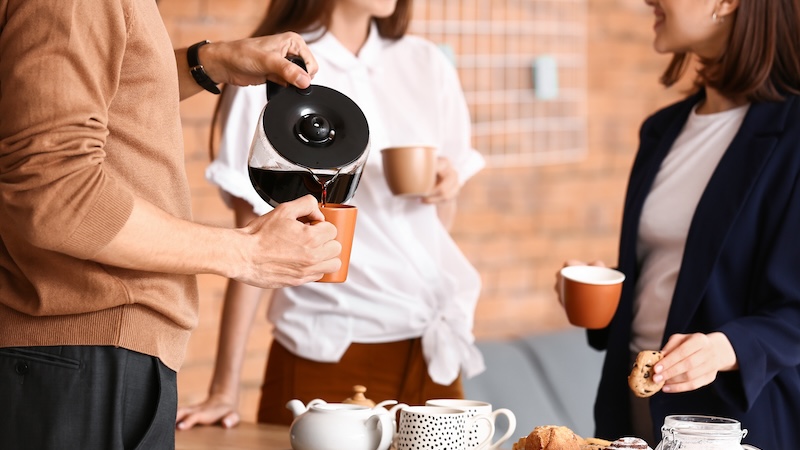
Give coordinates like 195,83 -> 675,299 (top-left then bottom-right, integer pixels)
175,33 -> 319,101
93,194 -> 341,289
175,198 -> 276,429
1,5 -> 336,289
176,280 -> 269,429
174,199 -> 262,428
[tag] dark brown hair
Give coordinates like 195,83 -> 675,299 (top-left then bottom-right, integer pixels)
209,0 -> 413,158
251,0 -> 412,41
660,0 -> 800,102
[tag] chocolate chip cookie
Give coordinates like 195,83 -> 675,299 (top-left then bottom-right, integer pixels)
627,350 -> 665,398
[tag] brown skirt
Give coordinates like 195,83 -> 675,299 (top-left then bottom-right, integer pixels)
257,338 -> 464,425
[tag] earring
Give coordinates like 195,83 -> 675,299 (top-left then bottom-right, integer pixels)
712,10 -> 724,23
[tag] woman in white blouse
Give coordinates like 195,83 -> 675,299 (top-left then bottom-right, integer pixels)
176,0 -> 486,428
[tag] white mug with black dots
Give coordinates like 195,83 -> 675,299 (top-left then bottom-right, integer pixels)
426,399 -> 516,450
395,406 -> 494,450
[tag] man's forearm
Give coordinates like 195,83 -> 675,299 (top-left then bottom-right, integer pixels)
92,195 -> 241,278
92,194 -> 341,290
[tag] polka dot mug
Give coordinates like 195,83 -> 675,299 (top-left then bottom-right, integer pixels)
426,399 -> 516,450
395,406 -> 494,450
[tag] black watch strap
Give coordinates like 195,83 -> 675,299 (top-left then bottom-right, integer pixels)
187,40 -> 221,95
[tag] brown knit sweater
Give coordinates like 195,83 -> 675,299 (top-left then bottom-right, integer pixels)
0,0 -> 197,371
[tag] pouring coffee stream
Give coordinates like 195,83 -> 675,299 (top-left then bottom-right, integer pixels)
248,56 -> 370,207
310,168 -> 341,207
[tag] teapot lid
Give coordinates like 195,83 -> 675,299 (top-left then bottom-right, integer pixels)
262,83 -> 369,170
342,385 -> 376,408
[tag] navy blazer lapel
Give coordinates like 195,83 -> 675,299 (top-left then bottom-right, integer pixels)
617,95 -> 699,321
663,98 -> 794,336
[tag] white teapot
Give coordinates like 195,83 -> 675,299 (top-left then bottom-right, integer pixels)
286,397 -> 399,450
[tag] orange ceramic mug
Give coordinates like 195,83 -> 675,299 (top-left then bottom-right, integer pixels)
559,265 -> 625,329
318,204 -> 357,283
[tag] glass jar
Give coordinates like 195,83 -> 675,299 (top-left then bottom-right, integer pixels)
654,415 -> 761,450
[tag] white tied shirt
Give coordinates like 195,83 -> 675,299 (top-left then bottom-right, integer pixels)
632,103 -> 749,352
206,24 -> 486,384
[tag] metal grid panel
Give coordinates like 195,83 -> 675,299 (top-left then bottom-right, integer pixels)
411,0 -> 588,167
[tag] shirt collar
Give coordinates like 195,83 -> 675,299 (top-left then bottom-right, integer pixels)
307,21 -> 384,72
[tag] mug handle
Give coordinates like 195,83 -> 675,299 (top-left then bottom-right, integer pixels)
467,413 -> 496,450
390,404 -> 410,449
488,408 -> 516,450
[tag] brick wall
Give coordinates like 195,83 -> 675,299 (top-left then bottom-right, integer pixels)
161,0 -> 685,420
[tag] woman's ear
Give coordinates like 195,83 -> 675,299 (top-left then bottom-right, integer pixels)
716,0 -> 740,19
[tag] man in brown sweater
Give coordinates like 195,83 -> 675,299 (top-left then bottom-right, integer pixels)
0,1 -> 341,448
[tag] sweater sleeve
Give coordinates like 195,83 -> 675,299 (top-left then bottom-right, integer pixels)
0,0 -> 134,259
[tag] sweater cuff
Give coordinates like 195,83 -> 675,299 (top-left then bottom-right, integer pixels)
61,181 -> 135,260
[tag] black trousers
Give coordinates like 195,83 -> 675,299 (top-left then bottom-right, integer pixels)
0,345 -> 177,450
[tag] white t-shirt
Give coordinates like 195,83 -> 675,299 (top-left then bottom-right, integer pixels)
631,103 -> 749,352
206,24 -> 486,384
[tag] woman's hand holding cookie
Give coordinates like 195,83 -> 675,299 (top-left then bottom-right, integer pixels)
652,332 -> 738,393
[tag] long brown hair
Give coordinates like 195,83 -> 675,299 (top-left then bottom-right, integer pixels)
660,0 -> 800,102
209,0 -> 413,159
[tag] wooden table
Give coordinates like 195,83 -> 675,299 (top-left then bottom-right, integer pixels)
175,423 -> 291,450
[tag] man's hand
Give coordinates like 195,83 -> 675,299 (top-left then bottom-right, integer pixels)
201,32 -> 318,89
234,195 -> 341,289
177,32 -> 318,99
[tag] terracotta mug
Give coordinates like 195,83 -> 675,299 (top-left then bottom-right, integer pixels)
559,265 -> 625,329
318,204 -> 357,283
380,146 -> 437,196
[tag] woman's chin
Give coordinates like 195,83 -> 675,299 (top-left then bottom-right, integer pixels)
652,40 -> 674,55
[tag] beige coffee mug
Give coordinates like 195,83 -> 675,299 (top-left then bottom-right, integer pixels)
380,146 -> 437,196
559,265 -> 625,329
426,399 -> 516,450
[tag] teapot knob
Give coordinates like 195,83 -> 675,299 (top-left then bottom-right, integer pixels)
343,385 -> 376,407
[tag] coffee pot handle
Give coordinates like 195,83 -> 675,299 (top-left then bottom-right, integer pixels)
267,55 -> 307,100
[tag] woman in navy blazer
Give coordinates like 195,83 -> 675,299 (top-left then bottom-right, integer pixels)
560,0 -> 800,447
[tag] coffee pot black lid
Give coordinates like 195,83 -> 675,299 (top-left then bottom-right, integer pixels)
262,83 -> 370,170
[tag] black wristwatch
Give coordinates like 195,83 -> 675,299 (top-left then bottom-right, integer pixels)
187,40 -> 221,94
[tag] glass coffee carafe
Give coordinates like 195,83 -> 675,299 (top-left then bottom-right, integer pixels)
247,57 -> 370,207
654,415 -> 761,450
